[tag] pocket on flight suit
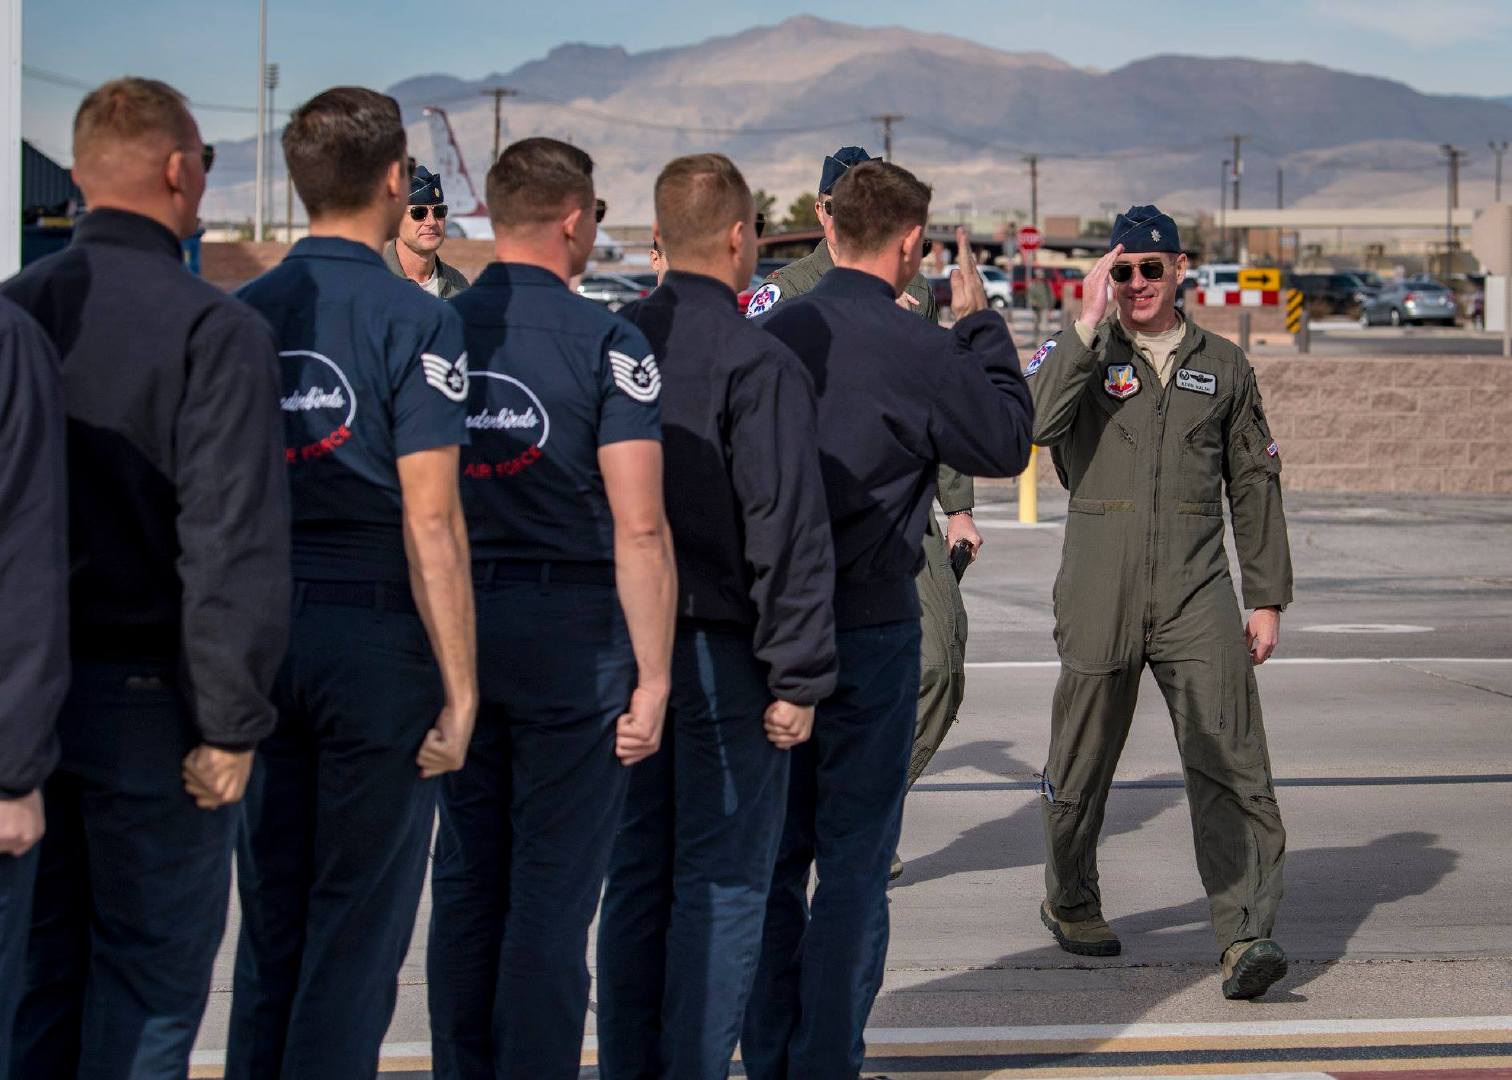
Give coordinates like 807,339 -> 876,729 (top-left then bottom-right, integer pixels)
1160,643 -> 1264,768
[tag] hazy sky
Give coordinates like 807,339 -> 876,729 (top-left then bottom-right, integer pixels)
22,0 -> 1512,162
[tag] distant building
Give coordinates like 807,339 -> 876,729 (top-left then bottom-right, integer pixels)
22,140 -> 83,221
21,141 -> 82,266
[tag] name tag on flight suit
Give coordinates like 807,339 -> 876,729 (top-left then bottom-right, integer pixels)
1175,368 -> 1216,395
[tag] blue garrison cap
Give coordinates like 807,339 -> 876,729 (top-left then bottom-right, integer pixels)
820,146 -> 876,195
408,165 -> 445,206
1110,204 -> 1180,253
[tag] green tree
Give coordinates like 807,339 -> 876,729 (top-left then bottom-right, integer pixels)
782,192 -> 821,230
752,188 -> 778,219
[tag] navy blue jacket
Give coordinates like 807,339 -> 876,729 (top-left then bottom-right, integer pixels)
0,298 -> 67,795
757,268 -> 1034,629
621,271 -> 837,705
3,209 -> 290,749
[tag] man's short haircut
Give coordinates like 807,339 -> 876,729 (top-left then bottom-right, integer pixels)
485,137 -> 594,228
654,154 -> 753,261
73,77 -> 197,166
830,160 -> 932,256
282,87 -> 406,218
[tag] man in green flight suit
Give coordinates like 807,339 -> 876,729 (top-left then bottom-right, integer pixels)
746,147 -> 982,878
1026,205 -> 1292,1000
382,164 -> 470,299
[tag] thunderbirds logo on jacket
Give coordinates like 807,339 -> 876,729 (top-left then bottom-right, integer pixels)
1103,363 -> 1140,400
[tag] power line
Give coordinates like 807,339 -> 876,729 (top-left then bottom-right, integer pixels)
23,64 -> 290,116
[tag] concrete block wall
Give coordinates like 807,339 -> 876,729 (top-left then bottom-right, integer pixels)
1252,355 -> 1507,493
1017,355 -> 1507,494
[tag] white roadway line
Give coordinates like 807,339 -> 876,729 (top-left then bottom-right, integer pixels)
966,658 -> 1512,669
188,1015 -> 1512,1065
853,1014 -> 1512,1043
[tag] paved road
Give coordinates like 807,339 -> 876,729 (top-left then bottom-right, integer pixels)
1253,321 -> 1511,357
190,492 -> 1512,1077
998,308 -> 1511,357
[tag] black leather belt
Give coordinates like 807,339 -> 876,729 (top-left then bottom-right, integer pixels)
473,559 -> 615,586
299,580 -> 417,614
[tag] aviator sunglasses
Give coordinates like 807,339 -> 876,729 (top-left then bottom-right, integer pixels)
1108,258 -> 1169,284
408,204 -> 449,221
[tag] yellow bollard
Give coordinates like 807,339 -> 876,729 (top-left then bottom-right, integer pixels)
1018,445 -> 1038,525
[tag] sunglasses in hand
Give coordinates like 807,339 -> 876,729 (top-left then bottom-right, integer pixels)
1109,258 -> 1169,284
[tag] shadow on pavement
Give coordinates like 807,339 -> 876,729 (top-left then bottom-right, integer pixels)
900,830 -> 1459,1016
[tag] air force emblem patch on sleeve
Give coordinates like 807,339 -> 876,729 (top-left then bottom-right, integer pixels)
1175,368 -> 1217,396
1025,338 -> 1056,376
745,282 -> 781,318
422,352 -> 469,402
609,350 -> 661,403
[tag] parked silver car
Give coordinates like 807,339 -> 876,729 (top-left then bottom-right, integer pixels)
1359,279 -> 1457,327
576,271 -> 651,312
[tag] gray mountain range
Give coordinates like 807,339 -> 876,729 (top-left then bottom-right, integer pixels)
200,16 -> 1512,227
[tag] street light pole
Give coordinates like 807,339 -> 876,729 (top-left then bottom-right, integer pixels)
2,0 -> 20,276
254,0 -> 266,241
1492,140 -> 1509,203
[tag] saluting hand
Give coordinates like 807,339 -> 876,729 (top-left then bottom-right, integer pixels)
417,700 -> 476,779
615,684 -> 669,766
1079,244 -> 1124,328
949,227 -> 989,320
182,746 -> 255,810
763,700 -> 815,750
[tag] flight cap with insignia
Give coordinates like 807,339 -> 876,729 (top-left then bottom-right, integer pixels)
1109,204 -> 1181,254
408,164 -> 445,206
819,146 -> 877,195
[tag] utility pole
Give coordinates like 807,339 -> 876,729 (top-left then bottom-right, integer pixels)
480,86 -> 518,166
254,0 -> 266,241
1219,158 -> 1229,261
870,113 -> 904,161
1230,134 -> 1246,209
1491,140 -> 1509,202
265,62 -> 279,238
1276,167 -> 1283,209
1024,154 -> 1039,229
1442,144 -> 1464,277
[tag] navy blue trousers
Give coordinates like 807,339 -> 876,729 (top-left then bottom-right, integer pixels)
596,624 -> 790,1080
427,576 -> 634,1080
0,846 -> 38,1080
228,590 -> 444,1080
9,662 -> 237,1080
741,621 -> 921,1080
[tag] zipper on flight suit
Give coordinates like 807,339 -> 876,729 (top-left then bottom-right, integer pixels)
1143,372 -> 1175,645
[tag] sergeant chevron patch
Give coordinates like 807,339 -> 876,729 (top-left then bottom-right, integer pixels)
608,350 -> 662,403
422,352 -> 469,402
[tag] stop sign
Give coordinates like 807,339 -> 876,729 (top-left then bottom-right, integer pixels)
1017,226 -> 1042,252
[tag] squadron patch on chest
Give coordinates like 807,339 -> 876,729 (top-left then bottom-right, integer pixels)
1103,363 -> 1141,400
745,282 -> 781,318
1175,368 -> 1217,396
